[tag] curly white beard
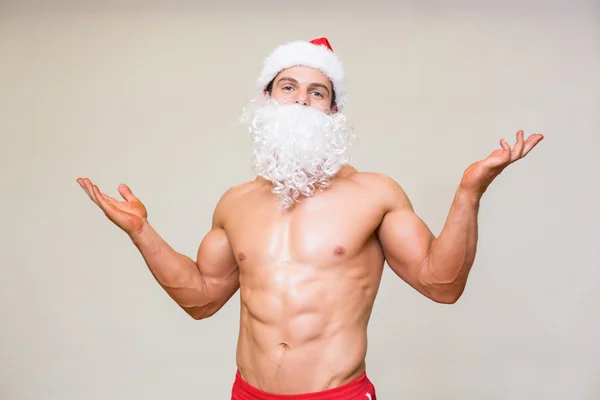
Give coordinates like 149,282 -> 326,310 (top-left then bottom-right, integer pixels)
239,98 -> 356,208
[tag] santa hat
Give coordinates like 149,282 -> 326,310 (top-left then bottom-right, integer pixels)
257,37 -> 348,109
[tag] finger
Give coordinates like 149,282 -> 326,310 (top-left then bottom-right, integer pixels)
499,139 -> 512,162
84,179 -> 100,205
91,185 -> 119,204
522,133 -> 544,157
92,184 -> 120,216
482,146 -> 509,170
77,178 -> 89,196
100,192 -> 120,206
76,178 -> 88,194
79,178 -> 98,205
118,184 -> 138,202
511,130 -> 525,161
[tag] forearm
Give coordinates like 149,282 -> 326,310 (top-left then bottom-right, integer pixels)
129,222 -> 209,309
421,187 -> 481,296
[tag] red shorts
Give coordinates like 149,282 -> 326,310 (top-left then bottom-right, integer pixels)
230,370 -> 377,400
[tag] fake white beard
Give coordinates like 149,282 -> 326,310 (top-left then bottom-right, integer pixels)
239,98 -> 356,208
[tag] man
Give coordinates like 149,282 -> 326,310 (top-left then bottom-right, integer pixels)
77,37 -> 543,399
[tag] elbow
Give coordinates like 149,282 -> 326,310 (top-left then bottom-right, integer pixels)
189,311 -> 209,320
184,302 -> 217,320
430,290 -> 463,304
419,265 -> 468,304
423,282 -> 466,305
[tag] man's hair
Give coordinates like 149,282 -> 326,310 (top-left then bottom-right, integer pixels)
265,78 -> 337,109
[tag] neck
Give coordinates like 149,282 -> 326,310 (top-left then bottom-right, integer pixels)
254,164 -> 356,186
335,164 -> 357,179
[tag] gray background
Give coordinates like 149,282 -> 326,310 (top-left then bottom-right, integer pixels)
1,0 -> 599,398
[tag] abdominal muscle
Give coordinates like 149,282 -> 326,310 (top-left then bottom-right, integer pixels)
234,248 -> 381,395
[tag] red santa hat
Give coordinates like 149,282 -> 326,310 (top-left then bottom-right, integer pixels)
257,37 -> 348,109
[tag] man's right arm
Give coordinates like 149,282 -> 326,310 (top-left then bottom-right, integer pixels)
130,219 -> 239,320
128,188 -> 239,320
77,178 -> 240,320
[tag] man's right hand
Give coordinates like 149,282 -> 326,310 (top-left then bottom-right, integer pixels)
77,178 -> 148,238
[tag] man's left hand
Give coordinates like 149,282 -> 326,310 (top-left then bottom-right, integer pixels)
459,130 -> 544,198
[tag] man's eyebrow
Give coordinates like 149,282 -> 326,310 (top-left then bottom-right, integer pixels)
275,77 -> 331,95
276,77 -> 298,85
308,82 -> 330,95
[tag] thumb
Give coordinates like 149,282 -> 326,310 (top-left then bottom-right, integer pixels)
118,184 -> 138,202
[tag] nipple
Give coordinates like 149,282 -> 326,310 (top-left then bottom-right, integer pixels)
333,246 -> 346,256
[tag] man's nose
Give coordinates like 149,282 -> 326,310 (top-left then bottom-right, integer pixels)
295,91 -> 309,106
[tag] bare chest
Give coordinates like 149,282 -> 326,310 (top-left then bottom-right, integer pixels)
225,194 -> 384,268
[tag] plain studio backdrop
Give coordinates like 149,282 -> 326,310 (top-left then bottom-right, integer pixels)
1,0 -> 599,399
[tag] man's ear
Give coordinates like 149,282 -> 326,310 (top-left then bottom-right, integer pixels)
330,104 -> 339,114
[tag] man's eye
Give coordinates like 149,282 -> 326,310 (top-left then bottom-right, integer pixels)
282,86 -> 293,92
312,91 -> 323,98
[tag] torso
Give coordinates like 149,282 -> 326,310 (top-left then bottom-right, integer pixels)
222,166 -> 388,394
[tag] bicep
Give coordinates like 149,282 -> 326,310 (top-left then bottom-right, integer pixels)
375,179 -> 436,294
195,226 -> 240,308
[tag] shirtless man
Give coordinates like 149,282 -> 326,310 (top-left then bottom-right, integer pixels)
76,38 -> 543,399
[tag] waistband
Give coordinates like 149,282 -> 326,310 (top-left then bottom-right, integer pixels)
231,370 -> 374,400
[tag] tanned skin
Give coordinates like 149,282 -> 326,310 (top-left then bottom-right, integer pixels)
77,65 -> 543,394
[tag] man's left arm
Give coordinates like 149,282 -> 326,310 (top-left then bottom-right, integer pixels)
376,130 -> 544,304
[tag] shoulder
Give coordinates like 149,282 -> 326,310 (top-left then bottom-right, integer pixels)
212,179 -> 264,226
343,168 -> 413,212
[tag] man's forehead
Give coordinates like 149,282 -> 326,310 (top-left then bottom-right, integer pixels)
275,67 -> 332,87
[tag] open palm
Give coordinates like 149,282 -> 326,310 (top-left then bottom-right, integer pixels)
77,178 -> 148,236
460,130 -> 544,196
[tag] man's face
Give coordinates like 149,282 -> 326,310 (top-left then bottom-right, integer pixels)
269,66 -> 337,113
239,65 -> 354,209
